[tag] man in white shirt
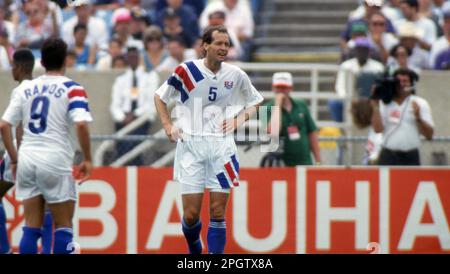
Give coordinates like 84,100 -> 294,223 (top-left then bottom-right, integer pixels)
371,68 -> 434,165
154,25 -> 263,254
110,47 -> 159,165
62,2 -> 109,51
331,37 -> 385,122
395,0 -> 437,50
156,36 -> 197,73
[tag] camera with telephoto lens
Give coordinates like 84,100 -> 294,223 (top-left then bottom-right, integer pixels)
370,76 -> 398,104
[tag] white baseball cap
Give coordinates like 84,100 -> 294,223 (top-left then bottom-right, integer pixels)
365,0 -> 384,7
272,72 -> 293,88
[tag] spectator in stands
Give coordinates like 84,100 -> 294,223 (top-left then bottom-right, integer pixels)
397,22 -> 430,69
349,0 -> 404,22
141,25 -> 169,72
0,31 -> 10,69
331,37 -> 385,122
156,0 -> 200,42
386,44 -> 421,74
111,7 -> 143,51
15,0 -> 58,50
156,36 -> 196,72
371,68 -> 434,165
71,23 -> 97,68
0,28 -> 13,65
155,0 -> 206,18
430,2 -> 450,68
265,72 -> 321,166
434,48 -> 450,69
130,7 -> 152,41
343,22 -> 384,62
65,49 -> 77,69
110,47 -> 160,165
112,54 -> 127,68
0,3 -> 16,46
96,37 -> 124,70
200,0 -> 254,60
162,8 -> 194,48
207,10 -> 242,60
395,0 -> 437,50
367,12 -> 399,63
351,98 -> 383,165
62,1 -> 109,51
418,0 -> 443,36
341,0 -> 397,52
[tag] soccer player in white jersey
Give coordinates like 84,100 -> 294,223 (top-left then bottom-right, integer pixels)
0,49 -> 34,254
154,25 -> 263,254
0,38 -> 93,254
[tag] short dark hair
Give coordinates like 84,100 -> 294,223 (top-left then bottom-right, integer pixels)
209,10 -> 226,20
202,25 -> 229,45
126,46 -> 139,54
401,0 -> 419,10
394,68 -> 419,84
73,23 -> 87,34
41,38 -> 68,71
13,48 -> 35,73
390,44 -> 412,57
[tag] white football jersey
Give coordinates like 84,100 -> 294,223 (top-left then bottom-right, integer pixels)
156,59 -> 263,136
1,75 -> 93,175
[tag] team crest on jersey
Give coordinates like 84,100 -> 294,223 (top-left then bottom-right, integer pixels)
224,81 -> 234,90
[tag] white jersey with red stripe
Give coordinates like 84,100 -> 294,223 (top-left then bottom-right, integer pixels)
156,58 -> 263,137
1,74 -> 93,175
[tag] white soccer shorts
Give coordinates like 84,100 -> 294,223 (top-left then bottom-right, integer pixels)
174,136 -> 240,194
16,152 -> 77,203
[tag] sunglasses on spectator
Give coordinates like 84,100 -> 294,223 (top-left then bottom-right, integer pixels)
371,21 -> 386,26
26,9 -> 40,16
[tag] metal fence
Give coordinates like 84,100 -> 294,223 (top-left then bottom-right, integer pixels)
80,135 -> 450,167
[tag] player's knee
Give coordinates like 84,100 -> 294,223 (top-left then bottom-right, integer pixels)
210,204 -> 226,219
183,214 -> 200,226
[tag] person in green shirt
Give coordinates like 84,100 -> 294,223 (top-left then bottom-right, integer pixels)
265,72 -> 321,166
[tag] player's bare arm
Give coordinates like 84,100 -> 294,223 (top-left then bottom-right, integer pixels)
154,94 -> 182,142
75,121 -> 93,183
222,104 -> 260,134
0,120 -> 18,177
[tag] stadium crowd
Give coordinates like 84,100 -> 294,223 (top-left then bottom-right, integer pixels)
0,0 -> 259,71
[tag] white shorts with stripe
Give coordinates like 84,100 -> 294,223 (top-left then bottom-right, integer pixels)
174,136 -> 240,194
0,152 -> 14,183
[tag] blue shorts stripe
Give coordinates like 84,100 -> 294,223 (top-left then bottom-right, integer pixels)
63,81 -> 81,89
68,101 -> 89,112
231,155 -> 239,174
168,76 -> 189,103
185,61 -> 204,82
216,172 -> 230,189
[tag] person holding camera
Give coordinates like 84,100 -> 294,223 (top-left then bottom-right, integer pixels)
370,68 -> 434,165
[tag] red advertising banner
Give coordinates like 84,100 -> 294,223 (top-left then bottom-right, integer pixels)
4,167 -> 450,254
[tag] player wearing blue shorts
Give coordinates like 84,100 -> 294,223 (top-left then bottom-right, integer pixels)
0,38 -> 93,254
154,25 -> 263,254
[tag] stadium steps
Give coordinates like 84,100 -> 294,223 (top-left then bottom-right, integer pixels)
253,0 -> 358,62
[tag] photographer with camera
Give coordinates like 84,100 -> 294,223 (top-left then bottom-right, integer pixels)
370,68 -> 434,165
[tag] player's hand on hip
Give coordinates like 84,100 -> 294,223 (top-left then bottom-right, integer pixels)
165,124 -> 183,143
75,161 -> 93,185
222,118 -> 237,134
